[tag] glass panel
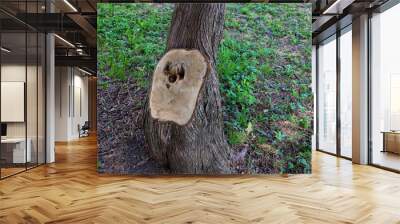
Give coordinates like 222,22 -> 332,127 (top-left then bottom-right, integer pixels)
1,31 -> 27,177
0,1 -> 46,179
371,4 -> 400,171
340,28 -> 352,158
312,46 -> 317,151
38,32 -> 45,165
26,0 -> 39,169
27,31 -> 38,169
318,36 -> 337,154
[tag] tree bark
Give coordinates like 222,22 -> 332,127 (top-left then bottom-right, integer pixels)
144,3 -> 231,174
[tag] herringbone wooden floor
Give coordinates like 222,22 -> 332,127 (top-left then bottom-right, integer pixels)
1,135 -> 400,224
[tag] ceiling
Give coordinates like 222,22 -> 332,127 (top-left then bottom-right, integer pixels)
0,0 -> 97,74
311,0 -> 391,43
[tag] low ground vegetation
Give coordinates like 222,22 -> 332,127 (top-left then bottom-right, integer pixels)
98,3 -> 312,174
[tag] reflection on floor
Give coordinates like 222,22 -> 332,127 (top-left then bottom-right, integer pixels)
373,150 -> 400,171
0,167 -> 25,178
0,162 -> 42,178
0,136 -> 400,223
341,147 -> 352,158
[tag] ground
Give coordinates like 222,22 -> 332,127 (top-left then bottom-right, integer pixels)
97,3 -> 312,174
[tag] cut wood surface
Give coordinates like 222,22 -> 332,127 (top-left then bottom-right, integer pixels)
150,49 -> 208,125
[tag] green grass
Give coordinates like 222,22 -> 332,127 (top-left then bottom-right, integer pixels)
97,4 -> 173,87
97,3 -> 313,174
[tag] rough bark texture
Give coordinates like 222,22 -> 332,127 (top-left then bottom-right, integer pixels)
144,3 -> 231,174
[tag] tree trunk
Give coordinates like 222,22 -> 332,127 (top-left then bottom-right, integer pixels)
144,3 -> 231,174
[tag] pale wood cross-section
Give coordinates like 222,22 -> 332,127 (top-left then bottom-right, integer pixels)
0,135 -> 400,223
150,49 -> 208,125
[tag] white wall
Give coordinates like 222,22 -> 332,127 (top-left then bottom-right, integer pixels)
1,64 -> 25,81
54,67 -> 89,141
71,73 -> 89,138
55,67 -> 70,141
